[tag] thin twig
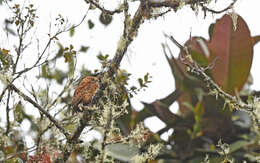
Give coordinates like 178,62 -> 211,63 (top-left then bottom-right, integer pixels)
13,13 -> 25,74
58,1 -> 149,162
84,0 -> 123,15
165,34 -> 258,120
14,10 -> 88,77
200,0 -> 237,14
36,123 -> 53,150
0,11 -> 88,106
8,83 -> 70,139
151,9 -> 171,19
48,79 -> 73,110
0,146 -> 37,162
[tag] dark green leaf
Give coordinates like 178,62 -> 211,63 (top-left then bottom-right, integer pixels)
14,102 -> 24,123
79,46 -> 89,52
97,54 -> 105,61
56,43 -> 64,57
99,12 -> 112,26
69,28 -> 75,37
229,140 -> 252,153
53,69 -> 67,84
144,73 -> 149,82
64,52 -> 72,62
208,23 -> 215,39
138,78 -> 143,87
41,64 -> 51,78
97,53 -> 109,61
88,20 -> 94,29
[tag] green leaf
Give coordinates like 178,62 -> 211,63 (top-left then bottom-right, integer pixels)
105,143 -> 140,162
56,43 -> 64,57
69,28 -> 75,37
14,101 -> 25,123
53,69 -> 67,84
88,19 -> 94,29
41,64 -> 51,78
208,23 -> 215,39
68,58 -> 75,79
69,44 -> 73,50
64,52 -> 72,63
194,101 -> 204,122
79,46 -> 89,52
99,12 -> 112,26
229,140 -> 252,153
182,37 -> 209,67
138,78 -> 143,87
97,53 -> 109,61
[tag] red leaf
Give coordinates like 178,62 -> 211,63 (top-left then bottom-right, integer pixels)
208,14 -> 253,95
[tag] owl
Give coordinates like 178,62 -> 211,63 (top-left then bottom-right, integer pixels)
72,76 -> 100,112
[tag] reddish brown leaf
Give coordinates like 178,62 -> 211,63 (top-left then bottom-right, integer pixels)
166,37 -> 210,115
252,35 -> 260,46
180,37 -> 210,67
208,14 -> 253,95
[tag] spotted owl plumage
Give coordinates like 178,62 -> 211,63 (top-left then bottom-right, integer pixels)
72,76 -> 99,112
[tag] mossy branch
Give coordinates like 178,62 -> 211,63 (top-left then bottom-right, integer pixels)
164,35 -> 260,129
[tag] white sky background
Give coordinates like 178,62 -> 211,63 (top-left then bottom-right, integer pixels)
1,0 -> 260,143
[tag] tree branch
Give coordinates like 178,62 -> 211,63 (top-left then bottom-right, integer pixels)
107,1 -> 147,77
165,35 -> 259,125
84,0 -> 123,15
5,89 -> 11,135
8,83 -> 70,139
200,0 -> 236,14
58,1 -> 150,162
58,0 -> 239,161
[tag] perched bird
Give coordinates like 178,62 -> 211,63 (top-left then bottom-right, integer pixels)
72,76 -> 100,113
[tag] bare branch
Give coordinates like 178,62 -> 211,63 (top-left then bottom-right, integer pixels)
14,11 -> 88,78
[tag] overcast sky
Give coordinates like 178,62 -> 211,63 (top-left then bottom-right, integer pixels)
28,0 -> 260,110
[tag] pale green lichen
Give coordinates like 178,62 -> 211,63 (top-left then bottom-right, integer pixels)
117,36 -> 128,54
0,70 -> 13,86
131,143 -> 162,163
249,97 -> 260,135
229,11 -> 238,31
78,77 -> 161,162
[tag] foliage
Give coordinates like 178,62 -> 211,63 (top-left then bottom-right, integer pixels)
0,0 -> 260,163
